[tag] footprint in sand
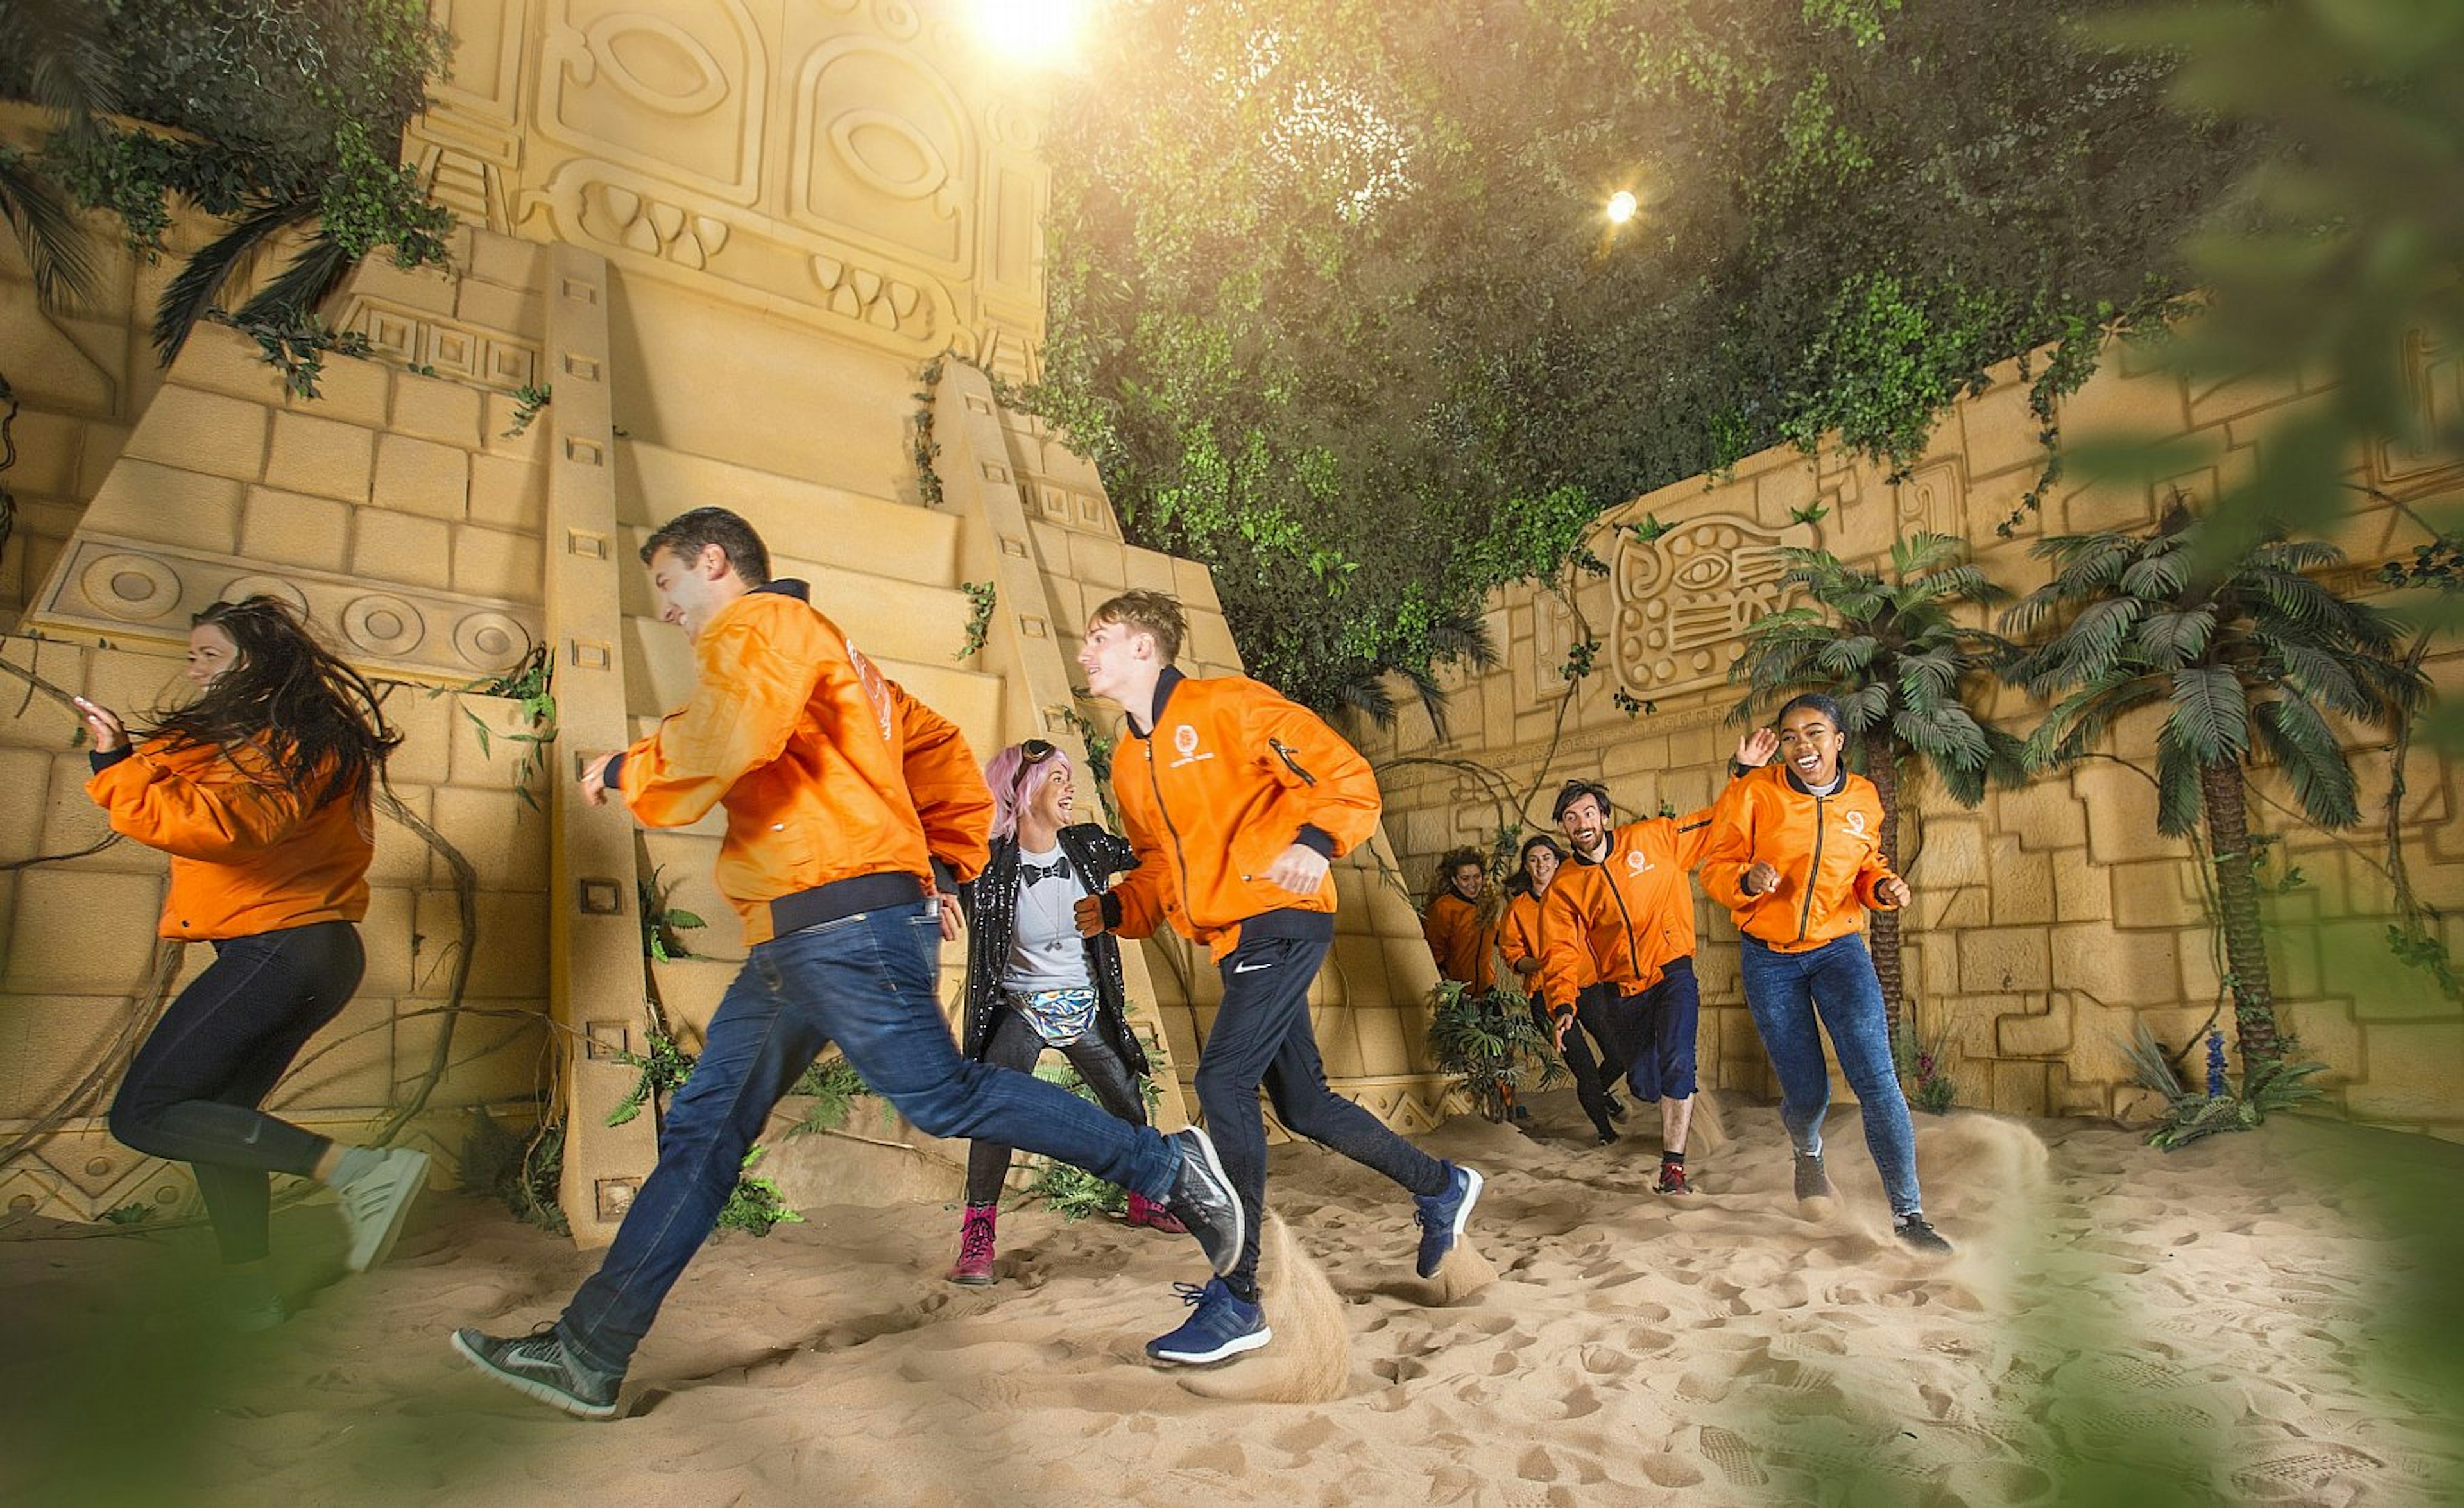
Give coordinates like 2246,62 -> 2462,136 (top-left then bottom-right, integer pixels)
1697,1424 -> 1770,1487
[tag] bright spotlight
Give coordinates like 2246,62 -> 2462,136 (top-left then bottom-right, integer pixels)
1605,191 -> 1638,225
974,0 -> 1084,68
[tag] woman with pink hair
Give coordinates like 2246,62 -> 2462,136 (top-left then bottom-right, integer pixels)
947,739 -> 1184,1284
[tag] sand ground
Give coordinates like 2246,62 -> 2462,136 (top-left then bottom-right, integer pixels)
5,1088 -> 2460,1507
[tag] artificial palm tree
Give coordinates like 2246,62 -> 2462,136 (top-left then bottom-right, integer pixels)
1730,531 -> 2026,1026
2003,502 -> 2425,1066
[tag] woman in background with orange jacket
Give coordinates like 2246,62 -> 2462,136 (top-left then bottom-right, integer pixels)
78,597 -> 431,1328
1496,834 -> 1625,1145
1702,692 -> 1951,1254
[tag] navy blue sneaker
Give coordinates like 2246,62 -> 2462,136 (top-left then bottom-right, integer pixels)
1145,1278 -> 1271,1366
1414,1161 -> 1484,1278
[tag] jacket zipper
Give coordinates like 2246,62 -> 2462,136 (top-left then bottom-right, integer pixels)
1602,832 -> 1645,978
1143,738 -> 1197,917
1795,792 -> 1827,944
1268,737 -> 1318,786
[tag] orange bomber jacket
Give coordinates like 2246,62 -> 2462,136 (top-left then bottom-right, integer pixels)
1700,763 -> 1900,952
1108,670 -> 1381,961
1420,889 -> 1498,993
615,584 -> 991,946
86,739 -> 373,940
1537,807 -> 1720,1009
1498,889 -> 1580,1013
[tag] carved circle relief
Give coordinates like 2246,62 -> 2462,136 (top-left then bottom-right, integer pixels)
873,0 -> 923,40
217,575 -> 311,615
81,553 -> 182,622
828,108 -> 951,200
341,594 -> 428,658
584,15 -> 730,117
452,612 -> 532,674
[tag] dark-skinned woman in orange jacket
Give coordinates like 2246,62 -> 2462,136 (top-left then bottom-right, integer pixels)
78,597 -> 430,1328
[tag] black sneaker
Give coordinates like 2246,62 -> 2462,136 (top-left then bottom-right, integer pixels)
1604,1094 -> 1629,1122
1413,1162 -> 1484,1278
452,1324 -> 622,1419
1793,1151 -> 1836,1201
1162,1127 -> 1244,1276
1595,1129 -> 1621,1147
1894,1213 -> 1953,1255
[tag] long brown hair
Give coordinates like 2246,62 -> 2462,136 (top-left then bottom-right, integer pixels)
145,597 -> 401,808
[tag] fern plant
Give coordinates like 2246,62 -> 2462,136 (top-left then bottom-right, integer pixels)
1426,980 -> 1560,1122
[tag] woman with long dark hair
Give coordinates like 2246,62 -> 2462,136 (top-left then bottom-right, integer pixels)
75,596 -> 427,1326
1496,833 -> 1625,1145
945,737 -> 1185,1285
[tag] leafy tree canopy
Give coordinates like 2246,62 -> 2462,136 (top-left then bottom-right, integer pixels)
1032,0 -> 2271,715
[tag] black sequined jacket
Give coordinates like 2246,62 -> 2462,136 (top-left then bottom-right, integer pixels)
959,822 -> 1149,1075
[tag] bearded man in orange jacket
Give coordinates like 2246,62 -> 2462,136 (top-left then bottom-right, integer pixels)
1540,731 -> 1773,1194
1075,590 -> 1482,1367
452,510 -> 1242,1419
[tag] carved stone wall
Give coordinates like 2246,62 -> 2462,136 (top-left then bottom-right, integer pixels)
1367,336 -> 2464,1140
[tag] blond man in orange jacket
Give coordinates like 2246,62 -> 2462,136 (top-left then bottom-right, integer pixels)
1539,732 -> 1771,1194
1075,590 -> 1481,1367
1702,692 -> 1949,1254
452,511 -> 1243,1419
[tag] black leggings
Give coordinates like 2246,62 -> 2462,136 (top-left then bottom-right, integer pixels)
1541,985 -> 1629,1140
108,920 -> 364,1264
963,1004 -> 1151,1206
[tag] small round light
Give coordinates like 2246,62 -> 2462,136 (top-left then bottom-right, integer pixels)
1605,191 -> 1638,225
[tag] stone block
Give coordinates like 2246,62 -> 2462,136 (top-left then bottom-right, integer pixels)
2324,920 -> 2443,1020
0,747 -> 52,856
2075,761 -> 2174,866
83,460 -> 244,553
640,832 -> 740,964
407,1004 -> 547,1104
452,526 -> 543,603
239,487 -> 352,572
301,354 -> 391,429
426,784 -> 551,893
468,232 -> 548,292
349,509 -> 452,589
2344,1022 -> 2464,1120
36,752 -> 128,863
1992,995 -> 2070,1057
2049,849 -> 2112,923
2108,859 -> 2201,930
380,686 -> 455,786
649,957 -> 733,1054
2051,925 -> 2182,1008
466,452 -> 547,533
481,391 -> 545,461
1961,926 -> 2060,995
172,324 -> 293,404
346,253 -> 457,317
2277,995 -> 2363,1081
121,385 -> 270,481
454,280 -> 543,339
76,424 -> 132,496
5,868 -> 166,989
4,408 -> 84,497
264,411 -> 375,502
373,434 -> 470,521
1919,817 -> 1987,887
417,887 -> 549,998
363,784 -> 432,886
391,374 -> 485,449
1981,837 -> 2053,926
1957,379 -> 2047,481
2056,358 -> 2188,445
357,884 -> 420,997
1989,1058 -> 2051,1117
1066,531 -> 1127,592
1123,547 -> 1177,596
1170,556 -> 1222,612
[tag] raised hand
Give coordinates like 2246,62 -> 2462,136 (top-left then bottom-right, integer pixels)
71,696 -> 128,753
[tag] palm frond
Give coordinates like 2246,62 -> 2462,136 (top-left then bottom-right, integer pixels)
2255,635 -> 2368,719
2152,737 -> 2205,837
2134,607 -> 2217,669
234,230 -> 357,326
2167,665 -> 2250,764
0,144 -> 98,309
1815,633 -> 1879,676
2049,596 -> 2152,685
2119,551 -> 2189,600
2251,695 -> 2361,828
152,194 -> 316,365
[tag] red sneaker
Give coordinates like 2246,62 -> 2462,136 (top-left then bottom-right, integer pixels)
1655,1160 -> 1692,1196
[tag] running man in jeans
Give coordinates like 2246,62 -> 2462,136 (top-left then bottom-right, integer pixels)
1074,590 -> 1480,1366
451,510 -> 1242,1418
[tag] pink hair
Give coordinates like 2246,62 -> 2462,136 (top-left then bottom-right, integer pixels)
983,741 -> 1075,842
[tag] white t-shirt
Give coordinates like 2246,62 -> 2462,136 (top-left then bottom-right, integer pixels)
1002,845 -> 1093,993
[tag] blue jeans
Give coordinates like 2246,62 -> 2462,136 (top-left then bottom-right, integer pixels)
560,900 -> 1180,1373
1736,935 -> 1922,1218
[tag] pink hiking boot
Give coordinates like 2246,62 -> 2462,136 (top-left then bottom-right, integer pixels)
1125,1190 -> 1187,1234
947,1203 -> 998,1286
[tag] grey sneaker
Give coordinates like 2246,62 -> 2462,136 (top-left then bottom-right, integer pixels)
337,1147 -> 429,1272
1894,1213 -> 1953,1254
1162,1127 -> 1244,1276
452,1325 -> 622,1419
1793,1151 -> 1836,1201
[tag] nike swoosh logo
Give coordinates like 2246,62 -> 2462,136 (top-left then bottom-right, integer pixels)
1232,961 -> 1272,973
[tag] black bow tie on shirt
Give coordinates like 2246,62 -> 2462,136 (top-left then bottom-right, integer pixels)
1020,857 -> 1072,886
